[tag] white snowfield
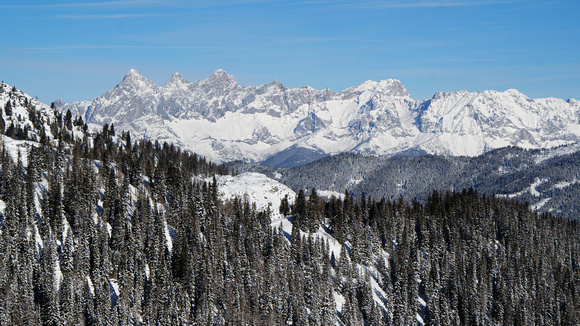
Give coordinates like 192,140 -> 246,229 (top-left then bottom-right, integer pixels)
55,69 -> 580,164
214,172 -> 296,219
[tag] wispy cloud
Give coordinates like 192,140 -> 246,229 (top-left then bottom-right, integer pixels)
277,37 -> 398,44
273,36 -> 444,51
0,1 -> 164,9
335,0 -> 517,9
2,0 -> 511,11
428,58 -> 504,63
8,44 -> 226,51
0,0 -> 275,10
57,13 -> 156,19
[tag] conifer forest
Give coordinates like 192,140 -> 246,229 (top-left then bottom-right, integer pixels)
0,85 -> 579,325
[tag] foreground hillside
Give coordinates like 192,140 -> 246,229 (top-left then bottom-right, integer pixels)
0,82 -> 579,325
1,128 -> 579,324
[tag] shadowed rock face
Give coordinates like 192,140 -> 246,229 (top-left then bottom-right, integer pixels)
55,69 -> 580,164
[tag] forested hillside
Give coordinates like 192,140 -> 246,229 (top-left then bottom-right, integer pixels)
0,82 -> 579,324
231,145 -> 580,220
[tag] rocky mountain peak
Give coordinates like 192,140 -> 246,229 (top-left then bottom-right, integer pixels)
340,78 -> 409,99
169,71 -> 184,81
164,72 -> 188,87
503,88 -> 524,97
117,69 -> 157,92
377,79 -> 409,97
207,69 -> 237,86
121,69 -> 143,82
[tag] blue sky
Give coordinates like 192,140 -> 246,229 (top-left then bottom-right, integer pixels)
1,0 -> 579,103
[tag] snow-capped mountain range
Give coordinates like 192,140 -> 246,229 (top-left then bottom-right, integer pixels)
55,69 -> 580,165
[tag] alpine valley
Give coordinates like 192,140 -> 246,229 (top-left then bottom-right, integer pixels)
56,69 -> 580,167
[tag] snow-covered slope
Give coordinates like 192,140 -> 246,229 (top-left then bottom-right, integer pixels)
414,89 -> 580,156
215,172 -> 296,219
55,70 -> 580,164
0,82 -> 55,136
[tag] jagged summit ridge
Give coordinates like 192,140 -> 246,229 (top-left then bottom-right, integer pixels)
118,69 -> 155,88
208,69 -> 237,84
55,70 -> 580,165
346,78 -> 409,98
165,72 -> 186,85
